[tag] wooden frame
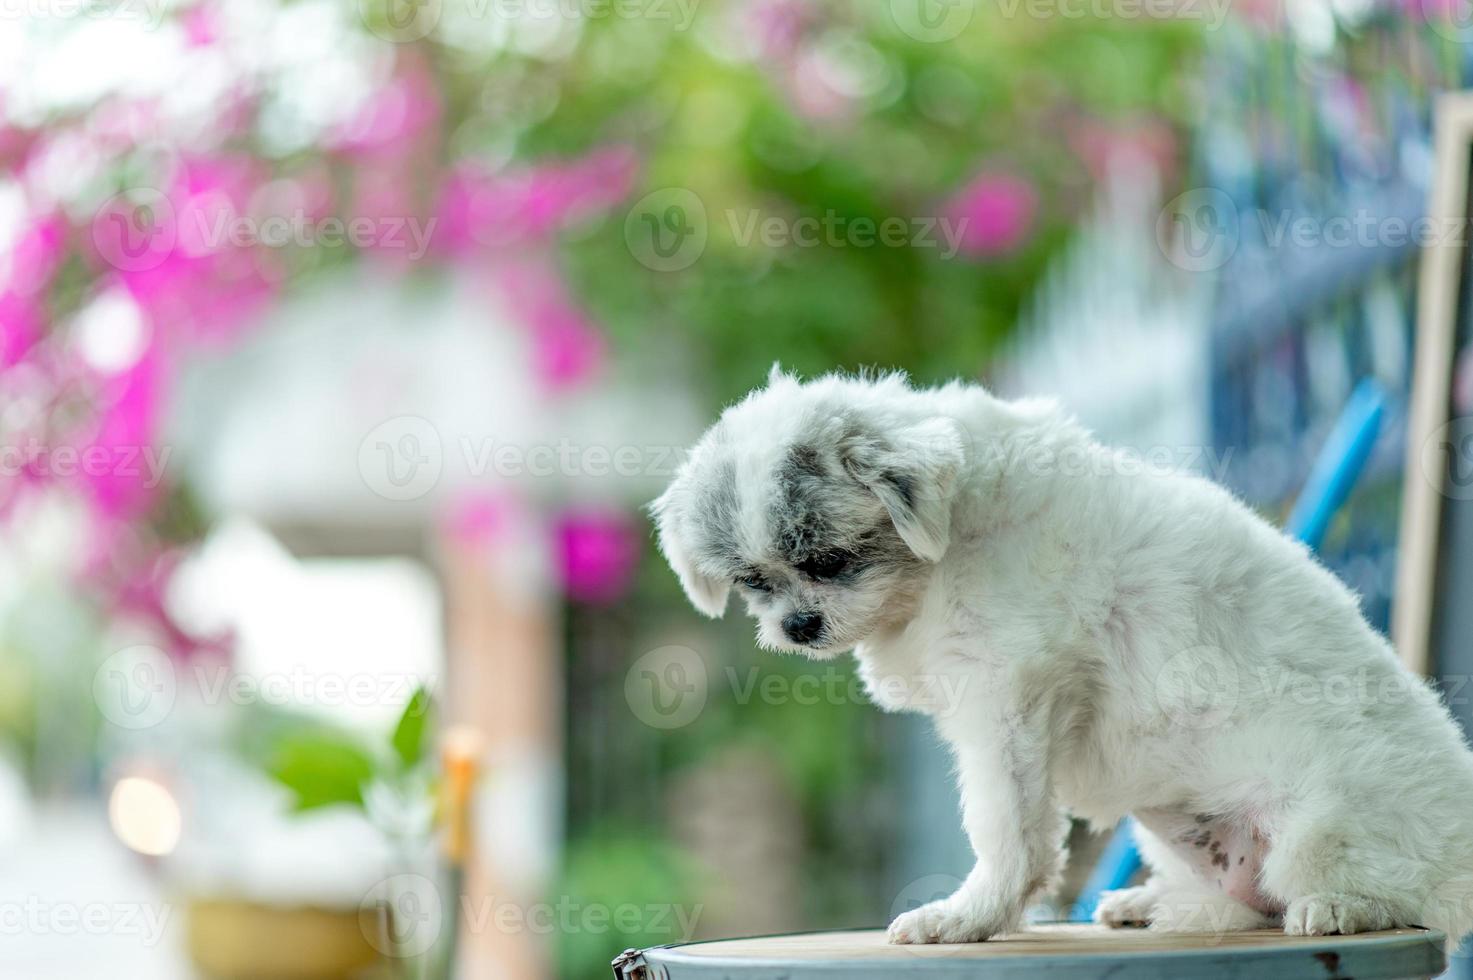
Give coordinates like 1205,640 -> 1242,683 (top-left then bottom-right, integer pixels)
1393,93 -> 1473,677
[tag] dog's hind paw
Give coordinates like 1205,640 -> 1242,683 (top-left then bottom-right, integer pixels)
1094,886 -> 1158,928
1283,894 -> 1396,936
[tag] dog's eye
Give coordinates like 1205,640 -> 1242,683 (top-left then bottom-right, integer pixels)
737,573 -> 771,592
798,551 -> 849,580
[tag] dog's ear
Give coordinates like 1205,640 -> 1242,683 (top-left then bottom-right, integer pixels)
841,417 -> 965,563
650,486 -> 730,618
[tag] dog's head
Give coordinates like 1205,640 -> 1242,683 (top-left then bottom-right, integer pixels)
651,369 -> 965,657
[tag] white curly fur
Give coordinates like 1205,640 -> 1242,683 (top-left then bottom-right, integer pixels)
653,370 -> 1473,948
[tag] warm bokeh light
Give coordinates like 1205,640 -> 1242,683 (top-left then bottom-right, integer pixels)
108,776 -> 182,858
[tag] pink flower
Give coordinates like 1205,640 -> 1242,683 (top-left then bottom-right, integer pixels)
88,540 -> 233,662
0,210 -> 60,368
441,493 -> 514,552
332,51 -> 441,162
4,212 -> 67,292
435,145 -> 640,256
554,508 -> 640,605
531,302 -> 606,392
1398,0 -> 1462,23
522,145 -> 640,238
182,4 -> 220,46
83,337 -> 165,520
495,257 -> 606,391
0,98 -> 40,167
941,172 -> 1038,258
0,291 -> 42,367
93,155 -> 277,345
1232,0 -> 1284,30
788,53 -> 860,122
348,163 -> 430,270
744,0 -> 815,59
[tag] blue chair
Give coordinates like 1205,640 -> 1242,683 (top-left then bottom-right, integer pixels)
1071,379 -> 1388,921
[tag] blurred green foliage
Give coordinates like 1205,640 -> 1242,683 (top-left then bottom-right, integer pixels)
553,833 -> 705,980
465,1 -> 1207,404
258,686 -> 436,813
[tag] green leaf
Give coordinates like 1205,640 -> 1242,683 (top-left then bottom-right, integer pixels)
267,732 -> 376,813
390,686 -> 435,771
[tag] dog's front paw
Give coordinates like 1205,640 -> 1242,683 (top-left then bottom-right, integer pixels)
887,898 -> 1008,945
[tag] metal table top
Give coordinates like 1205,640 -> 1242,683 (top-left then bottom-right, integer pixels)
615,924 -> 1447,979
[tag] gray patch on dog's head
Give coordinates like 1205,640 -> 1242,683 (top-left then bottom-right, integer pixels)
773,444 -> 836,558
770,440 -> 914,572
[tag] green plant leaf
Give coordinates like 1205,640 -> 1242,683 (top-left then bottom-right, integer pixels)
267,731 -> 376,813
391,686 -> 435,771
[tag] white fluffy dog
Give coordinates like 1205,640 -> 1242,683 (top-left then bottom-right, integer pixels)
652,369 -> 1473,947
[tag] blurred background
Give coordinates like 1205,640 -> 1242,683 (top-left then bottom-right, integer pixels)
1,0 -> 1471,977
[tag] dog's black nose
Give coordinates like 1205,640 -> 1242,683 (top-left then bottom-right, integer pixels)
782,611 -> 824,644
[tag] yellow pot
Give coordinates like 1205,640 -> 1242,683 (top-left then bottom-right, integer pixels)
186,897 -> 385,980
